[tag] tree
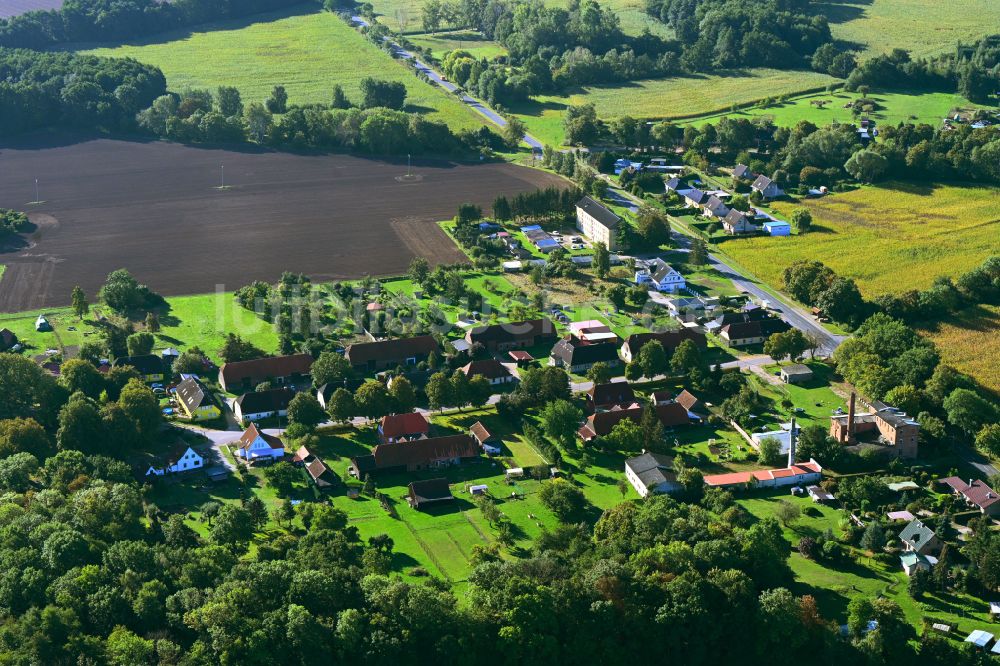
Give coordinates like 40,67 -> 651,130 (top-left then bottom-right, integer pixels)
388,376 -> 417,413
943,388 -> 997,434
859,521 -> 886,552
244,102 -> 273,142
774,500 -> 800,526
593,241 -> 610,278
331,84 -> 351,109
606,284 -> 627,310
844,148 -> 888,183
144,312 -> 159,333
219,333 -> 265,363
908,567 -> 929,599
538,479 -> 588,522
604,417 -> 644,451
312,351 -> 351,388
264,461 -> 299,496
359,78 -> 406,110
425,372 -> 454,412
791,208 -> 812,233
0,418 -> 53,459
467,375 -> 492,410
975,423 -> 1000,458
670,339 -> 703,377
763,329 -> 808,361
173,348 -> 208,375
635,340 -> 668,379
0,452 -> 39,491
689,238 -> 709,265
59,359 -> 105,399
71,285 -> 88,319
354,381 -> 392,421
245,495 -> 267,529
99,268 -> 148,313
586,362 -> 613,385
501,115 -> 527,149
288,392 -> 327,429
56,393 -> 103,454
757,436 -> 783,466
327,388 -> 357,424
211,504 -> 254,547
126,332 -> 154,357
118,379 -> 161,442
408,257 -> 430,286
540,400 -> 583,449
266,85 -> 288,114
217,86 -> 243,117
200,501 -> 221,526
493,195 -> 511,221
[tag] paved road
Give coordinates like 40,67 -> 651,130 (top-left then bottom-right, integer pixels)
957,444 -> 1000,479
350,16 -> 543,149
602,177 -> 847,358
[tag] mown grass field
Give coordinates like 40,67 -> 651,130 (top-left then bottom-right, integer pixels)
407,30 -> 508,61
511,69 -> 839,146
78,6 -> 485,130
682,89 -> 987,128
921,304 -> 1000,396
721,183 -> 1000,298
826,0 -> 1000,58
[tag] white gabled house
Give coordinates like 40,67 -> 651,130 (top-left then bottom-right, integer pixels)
635,258 -> 686,293
236,423 -> 286,461
146,446 -> 204,476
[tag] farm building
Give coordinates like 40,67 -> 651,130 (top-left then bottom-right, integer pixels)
408,478 -> 454,509
344,335 -> 438,372
460,359 -> 515,385
703,460 -> 822,489
575,196 -> 621,250
620,329 -> 706,363
173,377 -> 220,421
780,364 -> 814,384
549,336 -> 621,373
233,387 -> 295,425
465,318 -> 556,351
378,412 -> 431,444
470,421 -> 501,455
521,225 -> 561,253
236,423 -> 286,461
351,435 -> 480,475
719,316 -> 791,347
218,353 -> 313,393
830,393 -> 921,459
625,452 -> 681,497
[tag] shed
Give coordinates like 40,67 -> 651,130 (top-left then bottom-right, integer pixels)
886,481 -> 920,492
505,467 -> 524,479
887,510 -> 915,522
990,601 -> 1000,616
408,478 -> 454,509
807,485 -> 834,502
780,364 -> 814,384
762,220 -> 791,236
469,484 -> 489,495
965,630 -> 994,648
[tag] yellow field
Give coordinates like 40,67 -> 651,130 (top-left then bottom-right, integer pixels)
921,305 -> 1000,396
828,0 -> 1000,58
722,183 -> 1000,298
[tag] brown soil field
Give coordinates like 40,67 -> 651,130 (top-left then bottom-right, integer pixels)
0,0 -> 62,18
0,135 -> 565,312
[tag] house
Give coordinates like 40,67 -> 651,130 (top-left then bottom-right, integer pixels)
578,404 -> 644,441
174,377 -> 221,422
719,316 -> 791,347
684,188 -> 708,208
625,452 -> 681,497
232,387 -> 295,425
620,329 -> 706,363
465,318 -> 556,352
145,445 -> 204,476
665,296 -> 707,316
763,220 -> 791,236
218,353 -> 313,392
113,355 -> 165,383
703,459 -> 823,489
344,336 -> 438,373
899,519 -> 941,555
470,421 -> 501,455
702,195 -> 730,219
575,196 -> 621,250
351,434 -> 480,475
751,175 -> 784,199
549,336 -> 621,373
807,485 -> 835,502
831,393 -> 921,459
780,364 -> 813,384
939,477 -> 1000,516
460,359 -> 515,385
236,423 -> 286,461
587,382 -> 636,412
0,328 -> 17,351
900,552 -> 936,577
379,412 -> 431,444
722,209 -> 757,235
635,258 -> 686,293
305,455 -> 337,489
733,164 -> 754,180
408,478 -> 454,509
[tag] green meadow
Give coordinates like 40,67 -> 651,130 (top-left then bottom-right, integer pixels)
79,6 -> 485,131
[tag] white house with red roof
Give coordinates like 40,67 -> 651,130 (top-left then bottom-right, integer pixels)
236,423 -> 286,461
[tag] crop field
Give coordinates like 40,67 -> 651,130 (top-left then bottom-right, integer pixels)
78,6 -> 485,131
511,69 -> 838,146
721,183 -> 1000,299
0,134 -> 566,312
682,89 -> 986,128
921,304 -> 1000,396
825,0 -> 1000,58
0,0 -> 60,18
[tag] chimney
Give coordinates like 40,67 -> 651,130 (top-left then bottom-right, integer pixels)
847,392 -> 857,441
788,417 -> 797,467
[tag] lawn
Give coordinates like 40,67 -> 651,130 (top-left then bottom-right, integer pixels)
406,30 -> 507,60
826,0 -> 1000,58
681,89 -> 988,128
921,304 -> 1000,396
720,183 -> 1000,299
78,6 -> 485,131
510,68 -> 838,146
0,291 -> 278,362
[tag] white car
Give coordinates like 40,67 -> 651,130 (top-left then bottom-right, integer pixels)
571,243 -> 584,250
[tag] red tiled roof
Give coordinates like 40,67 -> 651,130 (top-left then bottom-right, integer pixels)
655,402 -> 691,427
370,435 -> 479,469
220,353 -> 313,385
587,382 -> 636,407
508,350 -> 533,361
345,336 -> 438,366
940,477 -> 1000,510
461,359 -> 512,380
380,412 -> 430,438
704,461 -> 821,487
674,389 -> 700,411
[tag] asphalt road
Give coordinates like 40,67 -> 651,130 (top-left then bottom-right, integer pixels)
350,17 -> 543,149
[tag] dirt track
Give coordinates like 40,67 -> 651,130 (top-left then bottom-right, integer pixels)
0,135 -> 565,311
